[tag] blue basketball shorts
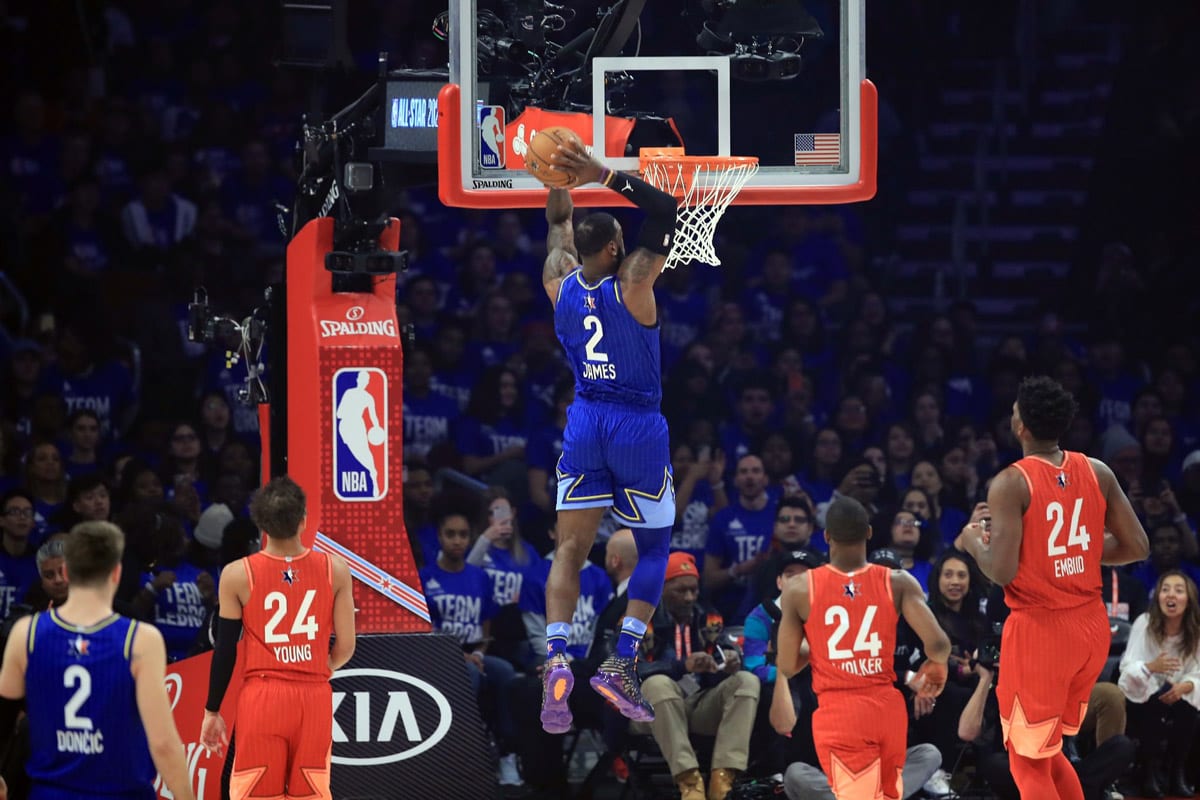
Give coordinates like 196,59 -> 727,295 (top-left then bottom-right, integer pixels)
555,399 -> 675,529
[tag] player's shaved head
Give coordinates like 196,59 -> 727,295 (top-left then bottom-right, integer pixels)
606,528 -> 638,569
825,497 -> 871,544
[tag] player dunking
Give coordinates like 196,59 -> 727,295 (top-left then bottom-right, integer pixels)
775,498 -> 951,800
537,141 -> 680,732
0,521 -> 197,800
961,376 -> 1149,799
200,476 -> 356,800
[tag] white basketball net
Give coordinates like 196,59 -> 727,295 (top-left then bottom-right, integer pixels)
641,157 -> 759,270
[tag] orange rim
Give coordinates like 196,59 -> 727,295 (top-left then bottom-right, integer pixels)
638,148 -> 758,198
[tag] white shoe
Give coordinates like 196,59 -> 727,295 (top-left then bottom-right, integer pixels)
498,753 -> 523,786
922,769 -> 957,798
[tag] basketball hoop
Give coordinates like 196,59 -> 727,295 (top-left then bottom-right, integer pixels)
639,148 -> 759,270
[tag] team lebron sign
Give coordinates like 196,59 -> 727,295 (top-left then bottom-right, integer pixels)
333,367 -> 388,501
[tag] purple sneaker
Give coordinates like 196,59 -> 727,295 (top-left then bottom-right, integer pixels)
540,653 -> 574,734
589,655 -> 655,722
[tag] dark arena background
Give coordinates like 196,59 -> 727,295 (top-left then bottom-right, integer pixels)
0,1 -> 1198,800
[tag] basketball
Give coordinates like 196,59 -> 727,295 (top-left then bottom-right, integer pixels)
525,127 -> 584,188
367,427 -> 385,446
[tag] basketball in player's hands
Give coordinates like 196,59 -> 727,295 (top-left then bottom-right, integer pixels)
367,427 -> 385,446
525,126 -> 584,188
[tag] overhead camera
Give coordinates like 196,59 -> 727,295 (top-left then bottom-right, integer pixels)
697,0 -> 824,81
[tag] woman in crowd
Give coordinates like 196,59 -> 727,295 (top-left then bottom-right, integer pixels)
1119,570 -> 1200,798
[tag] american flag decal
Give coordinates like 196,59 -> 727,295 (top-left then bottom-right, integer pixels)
794,133 -> 840,166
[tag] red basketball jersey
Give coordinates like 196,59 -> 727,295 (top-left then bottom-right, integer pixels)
241,549 -> 335,681
1005,451 -> 1107,611
806,563 -> 898,694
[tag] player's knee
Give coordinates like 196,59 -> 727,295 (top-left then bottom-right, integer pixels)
631,525 -> 670,560
627,526 -> 671,607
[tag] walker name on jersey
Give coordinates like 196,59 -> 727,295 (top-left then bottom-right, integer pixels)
837,657 -> 885,677
582,362 -> 617,380
57,728 -> 104,754
333,368 -> 388,501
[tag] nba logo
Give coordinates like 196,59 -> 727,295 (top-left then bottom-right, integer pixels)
333,368 -> 388,501
479,105 -> 506,169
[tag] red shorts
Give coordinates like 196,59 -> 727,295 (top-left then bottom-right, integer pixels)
996,601 -> 1110,759
812,689 -> 908,800
231,677 -> 333,800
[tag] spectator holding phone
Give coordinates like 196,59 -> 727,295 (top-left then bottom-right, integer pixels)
1118,570 -> 1200,798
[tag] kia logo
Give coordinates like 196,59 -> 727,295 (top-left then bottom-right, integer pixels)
346,306 -> 365,321
330,668 -> 452,765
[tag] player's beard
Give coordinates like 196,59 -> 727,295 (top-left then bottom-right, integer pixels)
613,245 -> 626,270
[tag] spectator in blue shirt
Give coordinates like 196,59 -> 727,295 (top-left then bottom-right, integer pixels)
457,366 -> 527,494
0,490 -> 39,619
703,454 -> 778,624
402,345 -> 461,466
23,441 -> 65,542
62,409 -> 103,480
419,508 -> 521,785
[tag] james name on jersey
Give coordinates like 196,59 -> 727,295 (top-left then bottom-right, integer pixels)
582,361 -> 616,381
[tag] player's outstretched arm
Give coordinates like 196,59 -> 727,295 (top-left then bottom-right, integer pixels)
542,188 -> 578,305
329,554 -> 357,672
894,569 -> 950,698
550,143 -> 678,324
775,573 -> 810,680
132,624 -> 197,800
963,466 -> 1026,586
1091,458 -> 1150,565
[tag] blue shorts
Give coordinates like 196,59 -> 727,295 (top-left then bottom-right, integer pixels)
555,399 -> 674,528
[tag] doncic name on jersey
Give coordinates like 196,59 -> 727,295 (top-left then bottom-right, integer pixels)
333,367 -> 388,501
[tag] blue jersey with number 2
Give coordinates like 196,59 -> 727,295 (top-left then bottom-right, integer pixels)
554,269 -> 661,409
25,611 -> 156,800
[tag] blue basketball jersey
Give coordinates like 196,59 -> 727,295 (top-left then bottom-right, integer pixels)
554,269 -> 661,408
25,611 -> 156,799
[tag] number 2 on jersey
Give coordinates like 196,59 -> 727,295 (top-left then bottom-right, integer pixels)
825,605 -> 882,659
1046,498 -> 1090,557
63,664 -> 93,730
264,589 -> 319,643
583,315 -> 609,362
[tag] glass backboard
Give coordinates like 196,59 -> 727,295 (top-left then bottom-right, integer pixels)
437,0 -> 875,208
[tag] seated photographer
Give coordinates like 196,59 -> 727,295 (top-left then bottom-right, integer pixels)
634,552 -> 760,800
910,550 -> 988,769
1117,569 -> 1200,798
962,585 -> 1135,800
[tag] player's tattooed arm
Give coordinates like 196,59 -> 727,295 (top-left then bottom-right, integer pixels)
545,188 -> 577,257
619,248 -> 667,286
543,189 -> 578,305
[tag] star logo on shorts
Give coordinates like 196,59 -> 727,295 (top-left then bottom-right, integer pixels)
584,294 -> 596,311
620,179 -> 633,193
282,567 -> 298,585
843,580 -> 860,600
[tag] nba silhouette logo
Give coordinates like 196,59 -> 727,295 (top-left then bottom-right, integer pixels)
333,367 -> 388,501
479,105 -> 506,169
